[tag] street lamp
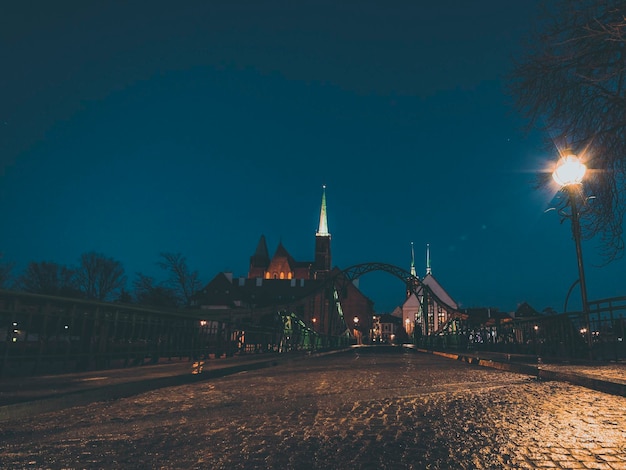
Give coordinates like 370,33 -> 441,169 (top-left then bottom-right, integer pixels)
353,316 -> 360,344
552,153 -> 592,352
552,153 -> 589,312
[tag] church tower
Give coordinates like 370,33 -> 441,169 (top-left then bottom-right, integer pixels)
406,241 -> 420,297
248,234 -> 270,278
314,185 -> 331,278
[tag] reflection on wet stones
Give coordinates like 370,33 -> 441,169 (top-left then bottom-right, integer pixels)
1,350 -> 625,469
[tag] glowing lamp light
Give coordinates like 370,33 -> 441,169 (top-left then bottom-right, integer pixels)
552,154 -> 587,187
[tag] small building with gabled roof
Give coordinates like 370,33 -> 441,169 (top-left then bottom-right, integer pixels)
401,244 -> 460,335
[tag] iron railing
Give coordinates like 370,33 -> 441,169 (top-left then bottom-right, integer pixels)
0,290 -> 349,378
416,296 -> 626,361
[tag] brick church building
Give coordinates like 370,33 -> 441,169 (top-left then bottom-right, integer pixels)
193,187 -> 374,339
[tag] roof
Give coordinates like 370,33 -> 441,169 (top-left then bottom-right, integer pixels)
196,268 -> 375,311
250,235 -> 270,269
422,273 -> 458,309
514,302 -> 541,318
463,307 -> 512,326
195,273 -> 326,309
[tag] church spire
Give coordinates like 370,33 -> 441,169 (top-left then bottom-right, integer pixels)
314,185 -> 331,276
426,243 -> 432,275
410,241 -> 416,277
316,185 -> 330,237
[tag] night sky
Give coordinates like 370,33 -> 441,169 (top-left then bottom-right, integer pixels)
2,1 -> 624,314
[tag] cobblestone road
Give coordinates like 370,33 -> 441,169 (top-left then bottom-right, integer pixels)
1,348 -> 625,469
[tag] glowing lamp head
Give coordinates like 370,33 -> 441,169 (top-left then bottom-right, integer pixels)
552,154 -> 587,187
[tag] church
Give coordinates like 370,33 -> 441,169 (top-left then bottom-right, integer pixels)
248,185 -> 332,281
193,187 -> 374,339
397,242 -> 460,337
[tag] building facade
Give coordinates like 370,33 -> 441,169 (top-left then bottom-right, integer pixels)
398,243 -> 459,336
194,186 -> 373,338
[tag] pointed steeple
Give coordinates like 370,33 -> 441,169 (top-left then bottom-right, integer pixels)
249,234 -> 270,278
314,185 -> 331,276
406,241 -> 419,298
410,242 -> 416,277
254,235 -> 269,260
426,243 -> 432,276
316,185 -> 330,237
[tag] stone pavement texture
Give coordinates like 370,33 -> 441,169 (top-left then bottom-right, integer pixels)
419,348 -> 626,398
0,346 -> 625,469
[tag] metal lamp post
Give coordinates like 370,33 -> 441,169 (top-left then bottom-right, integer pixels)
552,153 -> 592,355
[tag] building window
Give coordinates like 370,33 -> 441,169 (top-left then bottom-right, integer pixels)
280,272 -> 285,279
427,301 -> 434,333
437,305 -> 446,328
288,272 -> 293,279
265,272 -> 270,279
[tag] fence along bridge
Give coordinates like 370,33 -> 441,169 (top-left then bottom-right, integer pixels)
1,262 -> 625,377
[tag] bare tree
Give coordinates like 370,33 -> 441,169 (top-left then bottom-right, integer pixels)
132,273 -> 179,308
116,287 -> 134,304
157,252 -> 202,306
509,0 -> 626,260
76,252 -> 127,301
16,261 -> 78,296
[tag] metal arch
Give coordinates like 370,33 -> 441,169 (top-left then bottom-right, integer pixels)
240,262 -> 467,338
331,262 -> 466,319
335,262 -> 422,292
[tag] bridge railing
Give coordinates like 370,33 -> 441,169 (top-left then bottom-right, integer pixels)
0,290 -> 348,378
415,296 -> 626,361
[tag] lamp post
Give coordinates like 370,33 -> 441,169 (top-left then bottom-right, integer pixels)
353,316 -> 359,344
552,153 -> 592,354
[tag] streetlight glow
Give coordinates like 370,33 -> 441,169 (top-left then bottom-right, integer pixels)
552,154 -> 587,187
551,151 -> 592,357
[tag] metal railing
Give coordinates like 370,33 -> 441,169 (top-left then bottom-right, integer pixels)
0,290 -> 349,378
416,296 -> 626,361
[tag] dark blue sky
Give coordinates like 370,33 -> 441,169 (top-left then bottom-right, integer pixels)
2,1 -> 624,313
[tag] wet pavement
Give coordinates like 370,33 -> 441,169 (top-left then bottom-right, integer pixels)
420,348 -> 626,398
1,346 -> 625,469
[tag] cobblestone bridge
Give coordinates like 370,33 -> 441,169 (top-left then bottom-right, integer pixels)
1,347 -> 625,469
